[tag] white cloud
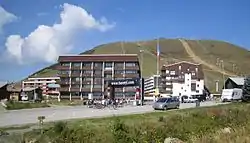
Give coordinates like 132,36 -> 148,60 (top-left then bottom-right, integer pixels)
4,3 -> 115,64
0,6 -> 17,33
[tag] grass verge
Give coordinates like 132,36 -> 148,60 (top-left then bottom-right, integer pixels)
2,103 -> 250,143
5,101 -> 50,110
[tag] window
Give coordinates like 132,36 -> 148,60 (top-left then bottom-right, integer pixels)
93,78 -> 102,83
83,62 -> 91,67
82,77 -> 91,81
94,62 -> 102,67
104,74 -> 112,78
71,92 -> 80,96
115,70 -> 124,74
115,62 -> 123,67
72,62 -> 81,67
71,85 -> 80,88
83,70 -> 92,74
94,70 -> 102,74
191,83 -> 196,91
115,78 -> 124,80
166,70 -> 170,74
83,84 -> 91,88
93,84 -> 102,88
61,62 -> 70,66
125,70 -> 137,74
61,78 -> 69,82
115,92 -> 123,97
71,70 -> 80,74
93,92 -> 102,97
191,72 -> 195,76
71,77 -> 80,82
105,62 -> 112,67
197,84 -> 199,87
61,70 -> 70,74
170,71 -> 175,75
125,62 -> 136,67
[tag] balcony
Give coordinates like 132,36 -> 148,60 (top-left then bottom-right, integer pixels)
82,73 -> 92,77
114,66 -> 124,70
93,66 -> 103,70
92,88 -> 102,92
82,66 -> 92,70
56,65 -> 70,70
125,73 -> 140,78
114,74 -> 124,78
81,88 -> 91,92
71,81 -> 81,85
125,66 -> 140,70
70,88 -> 80,92
58,81 -> 70,85
59,87 -> 69,92
71,66 -> 81,70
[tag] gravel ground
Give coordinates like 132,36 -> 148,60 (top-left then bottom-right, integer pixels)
0,101 -> 226,127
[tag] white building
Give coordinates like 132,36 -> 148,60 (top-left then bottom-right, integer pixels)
22,77 -> 60,96
144,75 -> 160,100
161,61 -> 205,98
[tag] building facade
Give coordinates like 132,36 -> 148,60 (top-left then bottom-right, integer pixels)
57,54 -> 141,100
161,61 -> 204,97
22,77 -> 60,96
144,75 -> 161,96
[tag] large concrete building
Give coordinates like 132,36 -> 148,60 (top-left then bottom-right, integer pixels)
57,54 -> 141,100
160,61 -> 204,97
144,75 -> 161,98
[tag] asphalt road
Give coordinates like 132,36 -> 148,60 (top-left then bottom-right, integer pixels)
0,101 -> 225,127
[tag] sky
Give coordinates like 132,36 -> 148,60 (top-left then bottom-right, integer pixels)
0,0 -> 249,81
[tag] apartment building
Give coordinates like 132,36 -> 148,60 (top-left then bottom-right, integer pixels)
160,61 -> 204,97
144,75 -> 161,96
57,54 -> 141,100
22,77 -> 60,96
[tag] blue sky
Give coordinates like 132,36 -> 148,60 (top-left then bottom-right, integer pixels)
0,0 -> 249,81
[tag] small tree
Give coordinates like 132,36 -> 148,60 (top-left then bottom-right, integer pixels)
242,76 -> 250,101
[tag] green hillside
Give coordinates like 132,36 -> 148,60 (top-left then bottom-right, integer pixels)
29,38 -> 250,92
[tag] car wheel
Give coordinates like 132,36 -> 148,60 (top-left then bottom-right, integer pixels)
163,106 -> 168,110
176,105 -> 179,109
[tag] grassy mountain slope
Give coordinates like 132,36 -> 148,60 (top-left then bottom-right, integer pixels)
29,38 -> 250,92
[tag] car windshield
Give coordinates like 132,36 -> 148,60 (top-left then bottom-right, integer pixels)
156,98 -> 169,103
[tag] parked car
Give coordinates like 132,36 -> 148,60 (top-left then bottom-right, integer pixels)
152,97 -> 180,110
182,95 -> 198,103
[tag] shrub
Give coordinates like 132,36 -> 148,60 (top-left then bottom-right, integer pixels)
5,102 -> 50,110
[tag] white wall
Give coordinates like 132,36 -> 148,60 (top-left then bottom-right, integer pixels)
172,73 -> 204,97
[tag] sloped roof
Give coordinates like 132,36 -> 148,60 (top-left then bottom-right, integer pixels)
0,81 -> 8,88
229,77 -> 245,85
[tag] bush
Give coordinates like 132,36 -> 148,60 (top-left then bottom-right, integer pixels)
17,104 -> 250,143
5,102 -> 50,110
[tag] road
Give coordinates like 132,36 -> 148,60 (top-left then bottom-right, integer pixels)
0,101 -> 225,127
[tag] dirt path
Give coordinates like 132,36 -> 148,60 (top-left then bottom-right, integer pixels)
178,39 -> 236,76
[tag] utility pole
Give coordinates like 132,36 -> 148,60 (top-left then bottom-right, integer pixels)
232,63 -> 236,73
139,50 -> 144,106
221,60 -> 225,89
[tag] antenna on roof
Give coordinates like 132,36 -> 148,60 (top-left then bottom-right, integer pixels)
121,41 -> 125,54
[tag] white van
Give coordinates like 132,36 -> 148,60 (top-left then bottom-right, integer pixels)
221,88 -> 242,102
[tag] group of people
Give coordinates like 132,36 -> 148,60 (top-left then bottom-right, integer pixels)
87,98 -> 129,108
